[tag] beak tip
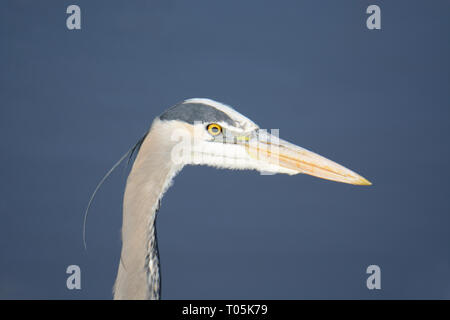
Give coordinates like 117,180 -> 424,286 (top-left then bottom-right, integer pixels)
355,177 -> 372,186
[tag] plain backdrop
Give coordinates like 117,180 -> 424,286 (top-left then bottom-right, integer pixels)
1,0 -> 449,299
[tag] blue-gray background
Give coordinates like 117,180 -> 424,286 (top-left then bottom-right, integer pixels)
1,0 -> 449,299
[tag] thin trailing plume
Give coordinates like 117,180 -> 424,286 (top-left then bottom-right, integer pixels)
83,132 -> 148,250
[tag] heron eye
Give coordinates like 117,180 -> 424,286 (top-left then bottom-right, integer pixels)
207,123 -> 222,136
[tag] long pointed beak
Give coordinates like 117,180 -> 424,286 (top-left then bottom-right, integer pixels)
244,131 -> 371,185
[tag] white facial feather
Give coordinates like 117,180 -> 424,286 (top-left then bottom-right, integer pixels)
185,140 -> 298,175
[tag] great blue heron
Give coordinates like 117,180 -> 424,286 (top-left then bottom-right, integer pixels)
85,98 -> 371,300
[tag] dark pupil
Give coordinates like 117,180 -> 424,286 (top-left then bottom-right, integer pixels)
211,126 -> 219,133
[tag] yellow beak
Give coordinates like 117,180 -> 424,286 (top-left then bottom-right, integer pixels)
244,131 -> 371,186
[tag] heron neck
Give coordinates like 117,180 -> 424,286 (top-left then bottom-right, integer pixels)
113,123 -> 181,299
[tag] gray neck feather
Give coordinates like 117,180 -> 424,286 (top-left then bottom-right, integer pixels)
113,120 -> 181,299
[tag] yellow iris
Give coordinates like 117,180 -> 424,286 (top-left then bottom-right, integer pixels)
207,123 -> 222,136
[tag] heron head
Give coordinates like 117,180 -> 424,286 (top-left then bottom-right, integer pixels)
156,98 -> 371,185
